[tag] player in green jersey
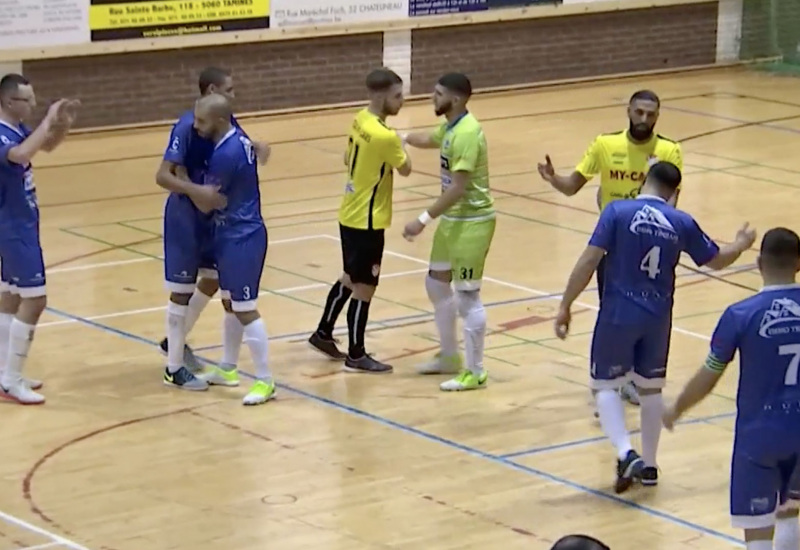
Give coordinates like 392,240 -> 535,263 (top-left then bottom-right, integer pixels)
403,73 -> 495,392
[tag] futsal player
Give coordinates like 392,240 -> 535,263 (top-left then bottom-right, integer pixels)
402,73 -> 495,392
554,161 -> 755,492
191,93 -> 274,405
664,227 -> 800,550
156,67 -> 269,391
539,90 -> 682,408
0,74 -> 79,404
307,68 -> 411,374
551,535 -> 610,550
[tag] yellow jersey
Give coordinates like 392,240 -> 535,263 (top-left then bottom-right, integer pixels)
575,130 -> 683,210
338,109 -> 407,230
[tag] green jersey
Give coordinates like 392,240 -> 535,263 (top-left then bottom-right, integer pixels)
431,112 -> 494,220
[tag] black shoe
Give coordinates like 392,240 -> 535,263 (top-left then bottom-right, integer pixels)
343,353 -> 393,374
615,450 -> 644,494
641,466 -> 658,487
308,332 -> 346,361
159,338 -> 201,373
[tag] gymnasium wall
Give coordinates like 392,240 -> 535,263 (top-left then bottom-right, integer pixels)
3,0 -> 746,130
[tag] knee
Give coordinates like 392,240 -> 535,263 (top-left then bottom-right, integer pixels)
26,295 -> 47,315
456,290 -> 485,324
222,299 -> 234,313
351,283 -> 376,302
428,269 -> 451,283
170,293 -> 192,306
425,273 -> 453,303
196,277 -> 219,296
638,387 -> 662,397
0,292 -> 21,314
339,273 -> 353,289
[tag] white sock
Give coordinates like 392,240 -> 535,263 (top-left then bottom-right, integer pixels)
221,313 -> 243,369
774,516 -> 800,550
166,301 -> 187,373
639,392 -> 664,468
425,276 -> 458,357
1,319 -> 35,388
457,290 -> 486,375
745,540 -> 771,550
243,318 -> 271,381
184,289 -> 212,335
596,389 -> 633,460
0,312 -> 12,376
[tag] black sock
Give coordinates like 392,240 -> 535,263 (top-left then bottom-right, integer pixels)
347,298 -> 371,359
316,281 -> 352,338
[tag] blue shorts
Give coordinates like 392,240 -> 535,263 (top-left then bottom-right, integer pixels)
216,225 -> 267,312
163,194 -> 217,293
590,317 -> 671,390
731,422 -> 800,528
0,231 -> 46,298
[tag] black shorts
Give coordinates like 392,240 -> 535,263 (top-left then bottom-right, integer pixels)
340,224 -> 385,286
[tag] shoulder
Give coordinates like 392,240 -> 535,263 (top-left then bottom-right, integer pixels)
594,130 -> 625,145
171,111 -> 194,134
655,134 -> 681,151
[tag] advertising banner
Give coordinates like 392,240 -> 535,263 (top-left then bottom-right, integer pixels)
271,0 -> 408,28
0,0 -> 89,49
89,0 -> 269,41
409,0 -> 560,16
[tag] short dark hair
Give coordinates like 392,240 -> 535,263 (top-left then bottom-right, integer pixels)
551,534 -> 610,550
438,72 -> 472,97
0,73 -> 30,99
365,68 -> 402,92
760,227 -> 800,270
198,67 -> 230,95
647,161 -> 682,191
630,89 -> 660,107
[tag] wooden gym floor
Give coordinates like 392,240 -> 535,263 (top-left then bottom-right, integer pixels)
1,67 -> 799,550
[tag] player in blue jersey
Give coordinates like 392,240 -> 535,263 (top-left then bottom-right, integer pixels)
664,227 -> 800,550
156,67 -> 270,391
554,161 -> 756,493
0,74 -> 79,404
190,93 -> 275,405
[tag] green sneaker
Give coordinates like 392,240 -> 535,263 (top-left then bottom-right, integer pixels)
416,353 -> 462,375
197,364 -> 240,387
242,379 -> 276,406
440,369 -> 488,392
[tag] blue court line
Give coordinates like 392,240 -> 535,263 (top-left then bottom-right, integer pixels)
500,411 -> 736,459
42,304 -> 744,547
192,262 -> 755,352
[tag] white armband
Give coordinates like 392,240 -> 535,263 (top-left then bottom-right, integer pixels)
418,211 -> 433,225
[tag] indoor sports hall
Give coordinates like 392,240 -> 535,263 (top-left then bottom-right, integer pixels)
1,0 -> 799,548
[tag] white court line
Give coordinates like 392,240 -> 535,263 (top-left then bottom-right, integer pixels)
47,234 -> 327,275
22,542 -> 62,550
38,267 -> 428,328
0,509 -> 90,550
320,233 -> 713,343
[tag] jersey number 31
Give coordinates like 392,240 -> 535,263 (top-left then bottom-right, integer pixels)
640,246 -> 662,280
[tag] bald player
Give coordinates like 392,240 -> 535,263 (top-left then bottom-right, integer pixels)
538,90 -> 682,410
550,535 -> 610,550
191,94 -> 274,405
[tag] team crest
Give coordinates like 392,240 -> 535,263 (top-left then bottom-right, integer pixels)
371,264 -> 381,277
758,298 -> 800,338
629,205 -> 676,236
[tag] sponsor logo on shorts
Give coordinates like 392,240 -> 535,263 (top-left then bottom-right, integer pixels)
372,264 -> 381,277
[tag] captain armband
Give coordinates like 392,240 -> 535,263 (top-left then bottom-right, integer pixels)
704,352 -> 729,373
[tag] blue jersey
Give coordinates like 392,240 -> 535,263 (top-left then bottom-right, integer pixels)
709,285 -> 800,430
0,121 -> 38,234
206,127 -> 263,238
589,195 -> 720,324
162,110 -> 244,186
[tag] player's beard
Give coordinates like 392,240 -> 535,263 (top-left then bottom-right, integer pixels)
629,120 -> 654,141
434,100 -> 451,117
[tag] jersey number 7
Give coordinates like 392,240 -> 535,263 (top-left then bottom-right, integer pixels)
779,344 -> 800,385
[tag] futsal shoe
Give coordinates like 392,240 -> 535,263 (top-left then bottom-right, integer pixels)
343,353 -> 393,374
243,379 -> 275,405
416,353 -> 462,375
619,381 -> 641,406
440,369 -> 488,391
163,366 -> 208,391
198,364 -> 240,387
308,331 -> 346,361
641,467 -> 658,487
0,369 -> 42,391
615,450 -> 644,494
0,382 -> 45,405
159,338 -> 202,373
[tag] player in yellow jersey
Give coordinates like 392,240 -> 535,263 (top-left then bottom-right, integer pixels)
308,68 -> 412,374
403,73 -> 494,392
538,90 -> 682,410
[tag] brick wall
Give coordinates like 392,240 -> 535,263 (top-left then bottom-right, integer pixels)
22,2 -> 719,129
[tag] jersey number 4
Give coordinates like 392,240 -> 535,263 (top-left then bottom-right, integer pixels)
779,344 -> 800,385
640,246 -> 662,280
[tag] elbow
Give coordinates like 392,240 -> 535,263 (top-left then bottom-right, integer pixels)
155,170 -> 170,189
7,148 -> 31,167
397,164 -> 412,177
704,255 -> 727,271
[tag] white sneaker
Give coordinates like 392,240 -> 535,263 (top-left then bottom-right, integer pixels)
0,370 -> 42,390
416,353 -> 462,375
0,382 -> 45,405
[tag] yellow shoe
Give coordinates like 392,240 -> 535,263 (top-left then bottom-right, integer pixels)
197,364 -> 240,387
416,353 -> 462,375
439,369 -> 488,391
243,379 -> 276,406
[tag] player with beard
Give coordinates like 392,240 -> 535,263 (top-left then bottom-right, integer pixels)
308,68 -> 412,374
537,90 -> 682,412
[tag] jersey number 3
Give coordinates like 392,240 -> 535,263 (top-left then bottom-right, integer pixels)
640,246 -> 662,280
779,344 -> 800,385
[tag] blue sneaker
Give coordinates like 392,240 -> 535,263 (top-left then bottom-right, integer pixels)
163,366 -> 208,391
